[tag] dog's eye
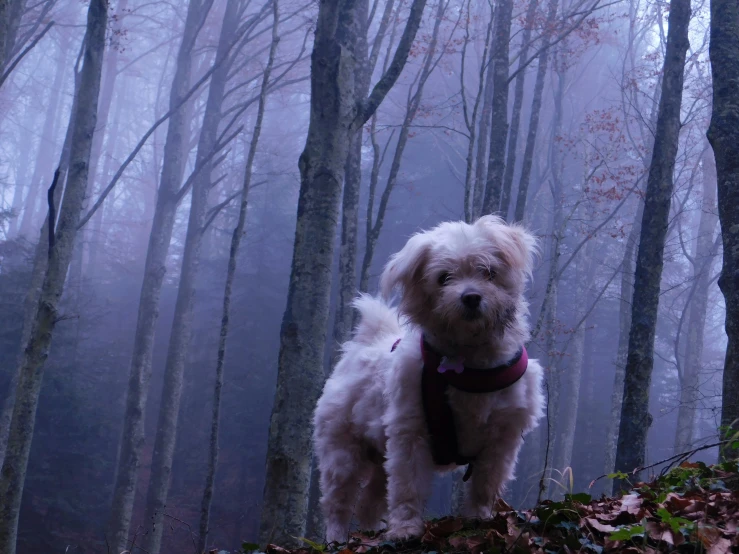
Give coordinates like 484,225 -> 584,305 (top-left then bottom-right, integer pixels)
438,272 -> 451,286
487,269 -> 497,281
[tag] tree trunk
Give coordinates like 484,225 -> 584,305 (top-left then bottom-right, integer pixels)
86,76 -> 126,278
501,0 -> 539,220
600,199 -> 642,495
513,0 -> 558,223
0,37 -> 79,469
197,3 -> 278,551
0,0 -> 24,77
472,11 -> 495,221
481,0 -> 513,215
16,40 -> 70,238
105,2 -> 209,551
79,0 -> 127,277
140,4 -> 238,553
538,56 -> 565,498
549,242 -> 596,498
673,145 -> 718,454
0,2 -> 107,552
7,103 -> 36,237
357,0 -> 445,293
706,0 -> 739,462
259,0 -> 427,542
330,0 -> 370,364
614,0 -> 690,487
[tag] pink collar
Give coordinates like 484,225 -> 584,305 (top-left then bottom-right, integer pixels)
420,336 -> 528,393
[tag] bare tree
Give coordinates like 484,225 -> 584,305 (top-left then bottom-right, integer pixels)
0,34 -> 79,469
614,0 -> 691,487
707,0 -> 739,461
198,4 -> 280,551
481,0 -> 513,214
514,0 -> 558,222
358,0 -> 451,293
502,0 -> 540,219
139,2 -> 244,553
259,0 -> 427,542
0,1 -> 108,551
673,143 -> 719,453
0,0 -> 55,90
105,2 -> 213,550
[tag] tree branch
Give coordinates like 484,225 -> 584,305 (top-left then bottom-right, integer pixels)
46,167 -> 61,258
0,20 -> 54,89
356,0 -> 429,128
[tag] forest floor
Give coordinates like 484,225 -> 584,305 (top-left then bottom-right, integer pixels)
249,460 -> 738,554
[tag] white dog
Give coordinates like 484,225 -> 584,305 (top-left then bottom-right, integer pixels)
313,215 -> 545,542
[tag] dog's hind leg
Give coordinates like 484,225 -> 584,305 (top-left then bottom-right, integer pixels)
355,464 -> 388,532
383,431 -> 434,539
317,438 -> 367,544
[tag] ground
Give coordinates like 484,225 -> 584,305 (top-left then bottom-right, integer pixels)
244,460 -> 738,554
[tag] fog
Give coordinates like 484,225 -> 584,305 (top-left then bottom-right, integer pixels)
0,0 -> 727,552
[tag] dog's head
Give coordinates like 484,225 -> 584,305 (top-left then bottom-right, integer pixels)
380,215 -> 537,345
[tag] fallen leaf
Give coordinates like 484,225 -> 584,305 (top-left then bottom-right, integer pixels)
662,492 -> 693,512
697,525 -> 723,548
447,535 -> 467,550
585,517 -> 616,533
424,517 -> 463,538
465,535 -> 488,554
619,494 -> 642,514
492,498 -> 514,512
707,537 -> 732,554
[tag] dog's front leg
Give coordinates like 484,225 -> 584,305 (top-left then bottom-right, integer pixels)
462,429 -> 523,518
383,423 -> 434,539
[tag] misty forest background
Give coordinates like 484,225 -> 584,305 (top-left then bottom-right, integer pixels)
0,0 -> 737,552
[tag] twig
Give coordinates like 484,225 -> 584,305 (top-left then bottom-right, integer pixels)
47,168 -> 61,258
588,439 -> 730,489
537,378 -> 552,505
0,21 -> 54,89
163,512 -> 199,553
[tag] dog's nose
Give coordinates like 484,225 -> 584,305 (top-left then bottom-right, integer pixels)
461,291 -> 482,309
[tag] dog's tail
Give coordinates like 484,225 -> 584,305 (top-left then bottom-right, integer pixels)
350,294 -> 402,345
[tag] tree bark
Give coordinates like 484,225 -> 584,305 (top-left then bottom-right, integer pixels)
79,0 -> 128,278
105,2 -> 210,551
0,0 -> 24,76
502,0 -> 539,220
513,0 -> 558,223
357,0 -> 446,293
549,242 -> 596,498
330,0 -> 370,365
259,0 -> 427,543
673,146 -> 718,454
17,40 -> 70,238
472,8 -> 495,221
706,0 -> 739,462
481,0 -> 513,215
197,3 -> 279,551
0,36 -> 78,469
140,3 -> 238,553
461,2 -> 493,222
614,0 -> 690,487
600,199 -> 642,495
0,2 -> 107,552
7,102 -> 36,237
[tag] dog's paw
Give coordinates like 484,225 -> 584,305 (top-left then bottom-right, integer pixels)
385,518 -> 425,540
325,524 -> 348,545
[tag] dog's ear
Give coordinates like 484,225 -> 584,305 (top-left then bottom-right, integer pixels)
379,232 -> 432,300
475,215 -> 538,278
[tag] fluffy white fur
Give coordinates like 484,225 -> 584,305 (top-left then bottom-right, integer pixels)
313,215 -> 545,543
